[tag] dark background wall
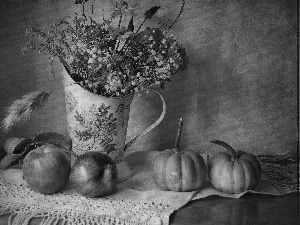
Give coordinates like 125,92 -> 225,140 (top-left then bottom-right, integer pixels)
0,0 -> 298,157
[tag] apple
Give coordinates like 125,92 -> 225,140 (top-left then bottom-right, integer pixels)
69,152 -> 118,198
22,143 -> 71,195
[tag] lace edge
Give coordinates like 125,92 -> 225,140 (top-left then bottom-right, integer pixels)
0,201 -> 159,225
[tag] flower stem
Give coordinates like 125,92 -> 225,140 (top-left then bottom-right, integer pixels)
135,18 -> 147,35
115,14 -> 123,50
118,14 -> 123,28
166,0 -> 185,33
120,16 -> 147,53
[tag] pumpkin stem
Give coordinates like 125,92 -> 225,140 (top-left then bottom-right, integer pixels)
211,139 -> 237,159
175,118 -> 183,151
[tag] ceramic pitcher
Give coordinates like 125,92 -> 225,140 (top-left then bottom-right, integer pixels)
63,70 -> 166,181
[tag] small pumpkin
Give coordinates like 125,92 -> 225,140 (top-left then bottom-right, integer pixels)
208,139 -> 261,194
153,118 -> 206,192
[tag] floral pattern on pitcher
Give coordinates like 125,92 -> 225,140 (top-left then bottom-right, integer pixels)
116,103 -> 130,128
65,91 -> 78,112
72,103 -> 118,154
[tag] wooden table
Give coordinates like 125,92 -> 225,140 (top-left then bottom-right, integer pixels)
0,192 -> 299,224
170,193 -> 299,225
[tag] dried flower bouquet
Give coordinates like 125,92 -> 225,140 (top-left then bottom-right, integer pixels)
2,0 -> 189,131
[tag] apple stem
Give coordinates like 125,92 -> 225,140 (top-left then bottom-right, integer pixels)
62,148 -> 78,157
210,139 -> 237,160
175,118 -> 183,152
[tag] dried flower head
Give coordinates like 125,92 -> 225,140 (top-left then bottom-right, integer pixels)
2,91 -> 51,132
22,0 -> 189,98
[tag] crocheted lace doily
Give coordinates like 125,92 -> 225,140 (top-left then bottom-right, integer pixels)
0,151 -> 298,225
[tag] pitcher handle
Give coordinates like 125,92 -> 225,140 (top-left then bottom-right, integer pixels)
123,89 -> 166,151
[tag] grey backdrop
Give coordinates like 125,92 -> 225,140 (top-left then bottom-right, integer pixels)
0,0 -> 298,158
